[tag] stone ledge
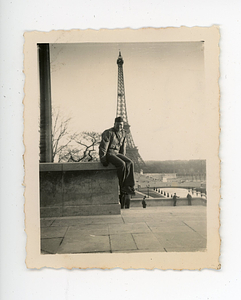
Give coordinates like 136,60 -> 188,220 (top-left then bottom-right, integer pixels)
41,204 -> 121,217
40,162 -> 116,172
40,162 -> 120,217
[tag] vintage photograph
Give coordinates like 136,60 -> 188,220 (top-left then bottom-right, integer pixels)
24,28 -> 220,269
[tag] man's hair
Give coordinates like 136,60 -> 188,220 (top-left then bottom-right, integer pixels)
115,116 -> 124,123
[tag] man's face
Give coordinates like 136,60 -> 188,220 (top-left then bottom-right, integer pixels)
114,121 -> 124,132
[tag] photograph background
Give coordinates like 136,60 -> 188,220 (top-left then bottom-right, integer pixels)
1,1 -> 241,300
51,41 -> 205,161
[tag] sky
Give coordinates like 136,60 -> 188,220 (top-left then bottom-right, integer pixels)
50,42 -> 205,161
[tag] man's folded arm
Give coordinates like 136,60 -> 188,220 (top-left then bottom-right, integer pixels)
99,130 -> 111,166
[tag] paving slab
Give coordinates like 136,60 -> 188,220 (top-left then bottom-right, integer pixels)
41,226 -> 68,238
110,234 -> 137,251
170,231 -> 205,240
40,219 -> 55,227
183,221 -> 207,231
148,224 -> 194,233
65,225 -> 109,237
132,233 -> 165,251
51,219 -> 89,227
184,228 -> 207,238
112,249 -> 164,253
194,232 -> 207,239
123,217 -> 161,224
142,220 -> 168,225
179,219 -> 207,224
153,231 -> 206,250
153,232 -> 181,246
146,220 -> 187,227
108,223 -> 151,234
41,238 -> 62,254
174,239 -> 207,248
164,247 -> 206,252
80,216 -> 124,224
58,235 -> 110,254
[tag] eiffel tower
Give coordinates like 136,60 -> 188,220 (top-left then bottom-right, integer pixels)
116,51 -> 145,172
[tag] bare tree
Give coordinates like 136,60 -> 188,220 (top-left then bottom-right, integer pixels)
51,108 -> 77,162
51,108 -> 101,163
68,131 -> 101,162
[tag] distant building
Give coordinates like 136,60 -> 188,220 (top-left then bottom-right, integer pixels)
144,173 -> 177,182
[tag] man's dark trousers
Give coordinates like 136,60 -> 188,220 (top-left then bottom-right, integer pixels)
106,153 -> 134,190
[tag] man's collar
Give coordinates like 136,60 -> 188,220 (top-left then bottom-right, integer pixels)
113,127 -> 119,132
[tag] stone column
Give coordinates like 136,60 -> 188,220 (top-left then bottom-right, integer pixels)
38,43 -> 53,162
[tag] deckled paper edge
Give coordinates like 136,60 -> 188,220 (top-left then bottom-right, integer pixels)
23,26 -> 220,270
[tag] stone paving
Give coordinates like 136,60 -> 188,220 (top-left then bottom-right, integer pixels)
41,206 -> 207,254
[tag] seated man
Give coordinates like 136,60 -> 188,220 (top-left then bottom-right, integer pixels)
99,117 -> 135,195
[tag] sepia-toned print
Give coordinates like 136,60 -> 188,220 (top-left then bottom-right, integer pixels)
24,27 -> 220,269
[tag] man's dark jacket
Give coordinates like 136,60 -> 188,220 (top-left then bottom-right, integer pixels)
99,127 -> 126,165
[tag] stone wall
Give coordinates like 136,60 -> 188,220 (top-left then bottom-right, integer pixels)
40,162 -> 120,217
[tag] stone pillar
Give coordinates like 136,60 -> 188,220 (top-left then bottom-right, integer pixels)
38,43 -> 53,162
